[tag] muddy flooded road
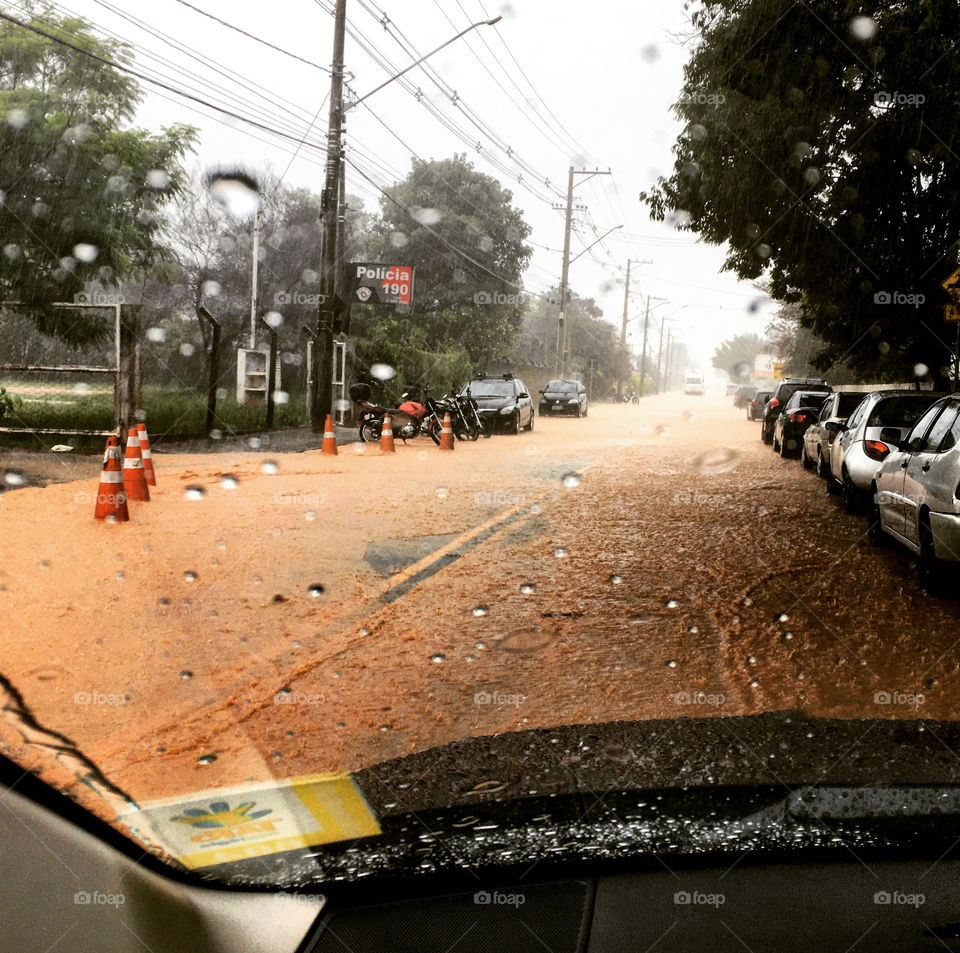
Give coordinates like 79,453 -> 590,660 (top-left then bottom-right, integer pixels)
1,396 -> 958,810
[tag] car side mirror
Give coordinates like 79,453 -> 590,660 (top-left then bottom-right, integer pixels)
518,391 -> 529,399
538,389 -> 544,395
824,420 -> 841,433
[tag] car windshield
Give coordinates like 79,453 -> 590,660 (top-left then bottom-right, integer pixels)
868,394 -> 941,427
836,393 -> 869,417
3,0 -> 960,895
463,380 -> 513,397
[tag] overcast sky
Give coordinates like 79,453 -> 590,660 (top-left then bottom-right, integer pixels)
49,0 -> 778,373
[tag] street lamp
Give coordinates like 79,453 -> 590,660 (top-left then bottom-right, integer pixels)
311,6 -> 503,432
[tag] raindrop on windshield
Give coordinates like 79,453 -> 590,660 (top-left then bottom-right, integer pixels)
197,754 -> 217,765
610,574 -> 624,585
207,169 -> 261,221
849,15 -> 877,40
665,659 -> 677,668
693,447 -> 739,473
553,547 -> 567,558
3,469 -> 28,487
561,473 -> 581,488
435,487 -> 449,499
430,653 -> 446,663
180,670 -> 193,679
179,343 -> 195,357
263,310 -> 283,329
369,362 -> 396,381
261,461 -> 278,474
184,571 -> 197,582
184,486 -> 205,500
472,606 -> 489,617
73,243 -> 98,263
201,279 -> 221,297
914,363 -> 929,377
5,108 -> 29,128
665,598 -> 678,609
145,327 -> 166,343
219,475 -> 239,489
145,168 -> 171,189
520,583 -> 535,594
308,584 -> 325,598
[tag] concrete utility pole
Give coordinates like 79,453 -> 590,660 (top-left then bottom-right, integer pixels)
248,212 -> 260,349
618,258 -> 652,396
310,0 -> 346,433
554,167 -> 613,376
639,295 -> 666,397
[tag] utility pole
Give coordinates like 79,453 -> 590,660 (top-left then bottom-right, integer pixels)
639,294 -> 666,397
554,166 -> 613,376
618,257 -> 652,396
248,212 -> 260,349
311,0 -> 346,433
664,330 -> 672,393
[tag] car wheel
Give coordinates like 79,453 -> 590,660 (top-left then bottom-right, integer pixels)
841,471 -> 861,515
816,450 -> 829,481
778,435 -> 792,458
583,403 -> 588,417
772,431 -> 781,453
800,443 -> 814,469
525,412 -> 534,432
918,519 -> 945,594
763,425 -> 773,445
574,405 -> 581,418
867,487 -> 888,547
513,412 -> 522,435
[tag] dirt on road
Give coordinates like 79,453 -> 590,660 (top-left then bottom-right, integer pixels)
1,397 -> 958,817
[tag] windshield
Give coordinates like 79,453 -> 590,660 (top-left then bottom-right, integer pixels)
836,393 -> 869,417
2,0 -> 959,892
868,395 -> 941,427
463,380 -> 514,397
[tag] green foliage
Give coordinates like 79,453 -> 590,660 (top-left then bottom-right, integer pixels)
363,155 -> 533,369
712,332 -> 770,380
0,2 -> 196,343
0,384 -> 21,421
641,0 -> 960,381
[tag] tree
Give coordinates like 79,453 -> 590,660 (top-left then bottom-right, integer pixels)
0,3 -> 195,342
712,332 -> 770,381
766,302 -> 861,383
362,155 -> 533,369
640,0 -> 960,383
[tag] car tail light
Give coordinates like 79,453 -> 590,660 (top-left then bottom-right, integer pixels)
863,440 -> 890,461
751,400 -> 759,407
769,398 -> 779,408
788,412 -> 808,423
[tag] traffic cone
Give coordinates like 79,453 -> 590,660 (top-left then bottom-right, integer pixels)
321,414 -> 338,455
438,411 -> 455,451
94,436 -> 129,522
122,427 -> 150,502
380,413 -> 395,453
137,423 -> 157,486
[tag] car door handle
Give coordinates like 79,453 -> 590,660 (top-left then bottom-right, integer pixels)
922,462 -> 931,472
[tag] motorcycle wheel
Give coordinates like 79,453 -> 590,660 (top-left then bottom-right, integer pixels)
359,420 -> 380,443
426,419 -> 442,446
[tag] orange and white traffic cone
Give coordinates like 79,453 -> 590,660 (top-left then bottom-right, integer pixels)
122,427 -> 150,502
380,413 -> 396,453
136,423 -> 157,486
438,411 -> 455,451
94,436 -> 129,522
321,414 -> 338,456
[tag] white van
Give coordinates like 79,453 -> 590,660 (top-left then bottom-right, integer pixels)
683,372 -> 705,396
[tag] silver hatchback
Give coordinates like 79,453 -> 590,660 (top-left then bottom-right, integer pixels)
872,396 -> 960,591
829,391 -> 945,513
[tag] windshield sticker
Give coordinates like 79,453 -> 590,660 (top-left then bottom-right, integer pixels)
118,774 -> 380,869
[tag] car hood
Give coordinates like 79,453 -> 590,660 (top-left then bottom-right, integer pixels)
194,712 -> 960,888
542,391 -> 577,400
471,395 -> 515,410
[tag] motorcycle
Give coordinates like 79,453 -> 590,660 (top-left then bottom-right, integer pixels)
356,394 -> 441,444
431,393 -> 492,440
619,392 -> 640,404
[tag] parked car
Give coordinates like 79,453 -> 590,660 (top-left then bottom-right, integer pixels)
539,379 -> 587,417
726,382 -> 738,397
459,374 -> 535,434
733,385 -> 757,409
801,391 -> 871,478
772,390 -> 831,458
748,389 -> 772,421
829,390 -> 946,513
761,378 -> 831,444
872,396 -> 960,592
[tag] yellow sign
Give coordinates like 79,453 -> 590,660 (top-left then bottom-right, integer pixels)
773,361 -> 787,380
942,268 -> 960,294
119,773 -> 381,869
946,304 -> 960,323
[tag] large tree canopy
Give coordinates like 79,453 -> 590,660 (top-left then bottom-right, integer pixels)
0,3 -> 195,342
641,0 -> 960,381
363,155 -> 533,369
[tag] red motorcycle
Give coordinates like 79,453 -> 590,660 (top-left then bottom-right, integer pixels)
355,394 -> 441,445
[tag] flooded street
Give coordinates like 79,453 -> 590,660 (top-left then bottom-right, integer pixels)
2,395 -> 958,808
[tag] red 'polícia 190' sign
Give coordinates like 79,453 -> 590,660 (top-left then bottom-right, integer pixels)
353,264 -> 414,306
